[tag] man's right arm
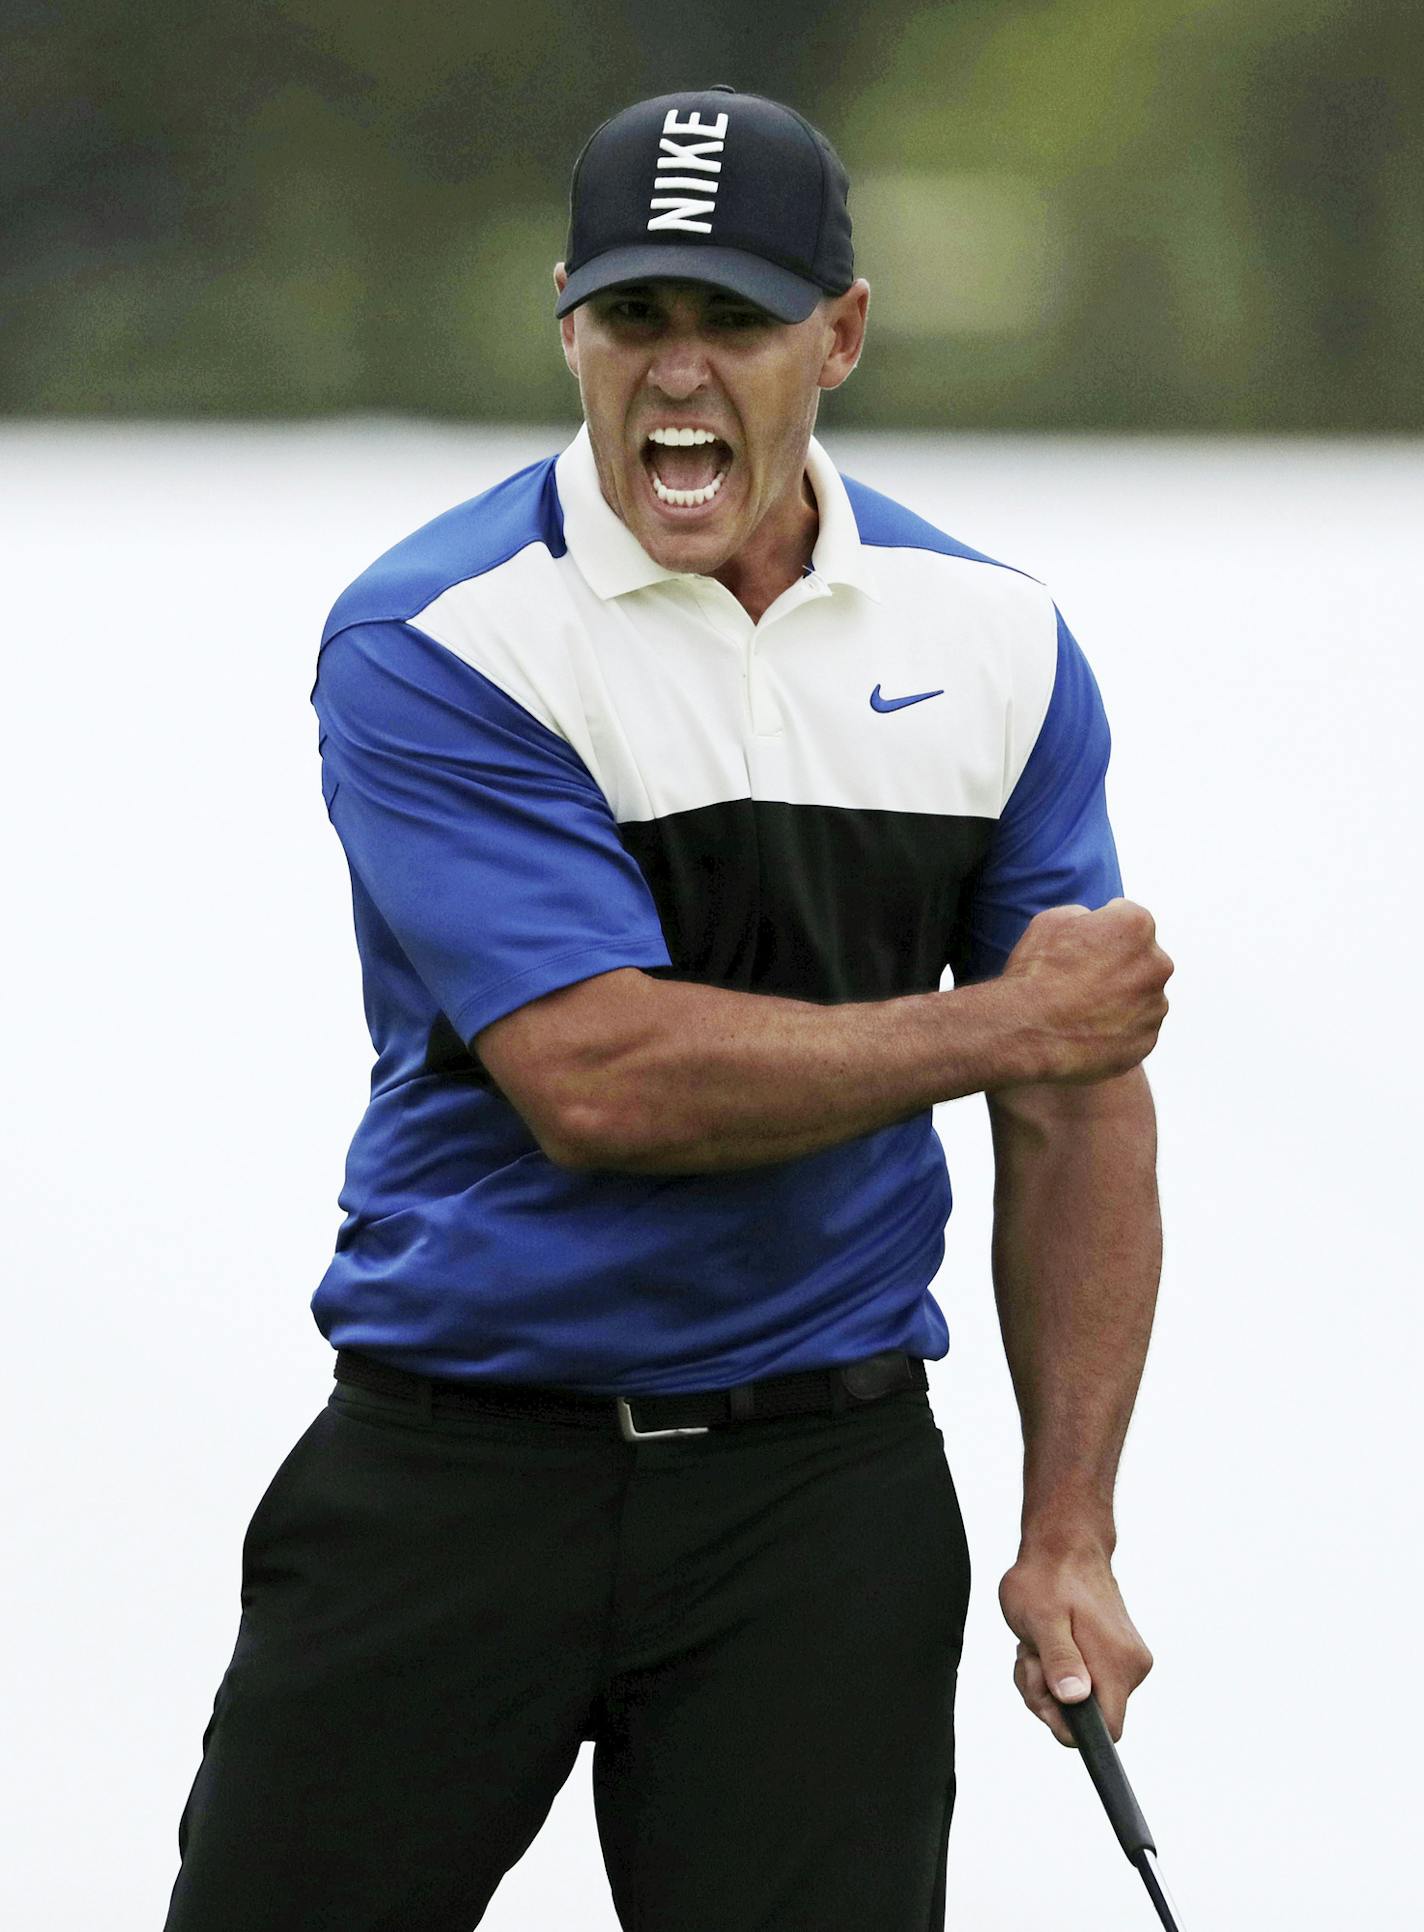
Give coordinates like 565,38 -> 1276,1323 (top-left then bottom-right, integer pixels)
476,899 -> 1173,1175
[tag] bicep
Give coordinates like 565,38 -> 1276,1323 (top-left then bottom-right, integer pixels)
985,1065 -> 1154,1148
954,606 -> 1123,987
313,620 -> 672,1051
473,966 -> 657,1148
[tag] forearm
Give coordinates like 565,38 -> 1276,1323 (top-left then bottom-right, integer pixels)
986,1067 -> 1162,1556
518,970 -> 1041,1173
478,899 -> 1171,1175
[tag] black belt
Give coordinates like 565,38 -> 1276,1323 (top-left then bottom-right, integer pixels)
333,1346 -> 928,1443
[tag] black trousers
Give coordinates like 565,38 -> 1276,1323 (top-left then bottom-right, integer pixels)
162,1357 -> 972,1931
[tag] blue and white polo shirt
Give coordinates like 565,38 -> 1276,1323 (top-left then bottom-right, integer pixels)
309,424 -> 1123,1394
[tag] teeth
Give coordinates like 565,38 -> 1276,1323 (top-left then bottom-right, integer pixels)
650,467 -> 728,507
648,427 -> 721,446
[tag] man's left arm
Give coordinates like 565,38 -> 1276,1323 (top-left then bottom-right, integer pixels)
985,1062 -> 1162,1746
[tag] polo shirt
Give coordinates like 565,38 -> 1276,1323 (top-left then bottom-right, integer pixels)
309,424 -> 1123,1394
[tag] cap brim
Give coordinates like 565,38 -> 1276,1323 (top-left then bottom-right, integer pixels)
554,244 -> 827,323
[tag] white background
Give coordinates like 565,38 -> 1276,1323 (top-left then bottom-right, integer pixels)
5,424 -> 1420,1928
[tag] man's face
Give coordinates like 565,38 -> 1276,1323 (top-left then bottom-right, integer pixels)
555,272 -> 868,576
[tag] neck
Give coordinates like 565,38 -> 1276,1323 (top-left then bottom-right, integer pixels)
713,468 -> 819,623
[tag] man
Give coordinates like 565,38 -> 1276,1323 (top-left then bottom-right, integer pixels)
164,87 -> 1171,1932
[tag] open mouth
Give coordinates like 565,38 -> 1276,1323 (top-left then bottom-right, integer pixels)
641,425 -> 733,510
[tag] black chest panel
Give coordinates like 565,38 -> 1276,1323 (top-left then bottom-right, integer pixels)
620,798 -> 994,1004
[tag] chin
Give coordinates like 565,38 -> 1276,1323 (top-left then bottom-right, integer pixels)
631,509 -> 740,576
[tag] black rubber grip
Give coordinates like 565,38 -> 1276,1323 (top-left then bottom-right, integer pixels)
1059,1690 -> 1157,1860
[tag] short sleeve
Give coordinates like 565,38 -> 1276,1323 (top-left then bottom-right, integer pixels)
312,619 -> 673,1042
952,607 -> 1124,984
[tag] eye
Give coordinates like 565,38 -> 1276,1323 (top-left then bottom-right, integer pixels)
607,297 -> 658,324
712,307 -> 770,330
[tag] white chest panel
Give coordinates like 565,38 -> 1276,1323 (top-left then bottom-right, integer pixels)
410,539 -> 1060,827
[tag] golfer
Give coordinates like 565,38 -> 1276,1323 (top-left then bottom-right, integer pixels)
163,85 -> 1172,1932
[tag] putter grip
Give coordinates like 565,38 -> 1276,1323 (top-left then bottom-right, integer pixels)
1060,1691 -> 1156,1860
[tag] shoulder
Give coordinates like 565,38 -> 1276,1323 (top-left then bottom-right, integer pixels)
842,469 -> 1056,632
321,453 -> 566,648
842,466 -> 1058,667
840,472 -> 1038,582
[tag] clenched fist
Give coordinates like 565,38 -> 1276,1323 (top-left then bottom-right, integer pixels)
997,899 -> 1173,1084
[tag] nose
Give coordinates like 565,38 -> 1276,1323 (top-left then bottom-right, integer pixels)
646,327 -> 710,401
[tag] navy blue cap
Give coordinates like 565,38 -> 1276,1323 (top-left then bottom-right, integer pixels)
556,86 -> 855,324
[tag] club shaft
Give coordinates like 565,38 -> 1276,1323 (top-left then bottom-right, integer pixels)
1138,1846 -> 1185,1931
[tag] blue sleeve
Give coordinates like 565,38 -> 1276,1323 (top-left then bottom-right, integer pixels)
953,608 -> 1124,984
312,619 -> 673,1043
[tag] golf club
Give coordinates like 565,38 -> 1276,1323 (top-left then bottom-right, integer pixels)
1055,1688 -> 1188,1930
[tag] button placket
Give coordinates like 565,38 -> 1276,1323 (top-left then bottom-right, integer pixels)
744,578 -> 831,736
684,572 -> 833,739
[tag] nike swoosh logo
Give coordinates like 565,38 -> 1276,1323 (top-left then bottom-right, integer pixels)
870,684 -> 944,713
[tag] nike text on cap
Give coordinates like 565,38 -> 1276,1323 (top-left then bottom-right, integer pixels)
555,85 -> 854,324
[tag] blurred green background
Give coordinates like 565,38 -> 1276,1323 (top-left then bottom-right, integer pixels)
7,0 -> 1420,428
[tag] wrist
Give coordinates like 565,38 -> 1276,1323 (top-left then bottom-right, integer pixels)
1019,1524 -> 1116,1564
1019,1496 -> 1117,1562
964,975 -> 1055,1088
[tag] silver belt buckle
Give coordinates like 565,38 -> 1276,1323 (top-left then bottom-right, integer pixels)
616,1397 -> 712,1443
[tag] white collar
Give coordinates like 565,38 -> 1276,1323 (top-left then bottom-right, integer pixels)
554,422 -> 880,603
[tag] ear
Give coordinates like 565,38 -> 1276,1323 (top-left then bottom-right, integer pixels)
554,263 -> 579,377
817,279 -> 870,392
